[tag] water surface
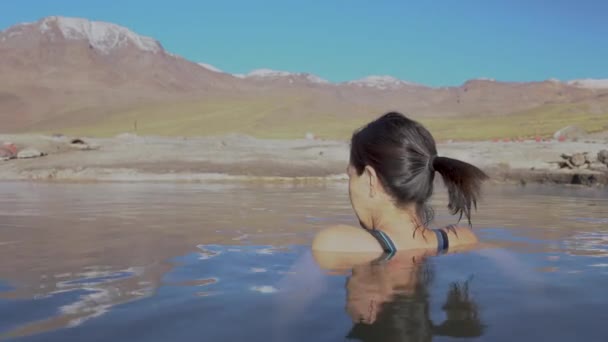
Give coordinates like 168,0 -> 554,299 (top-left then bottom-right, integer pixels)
0,181 -> 607,341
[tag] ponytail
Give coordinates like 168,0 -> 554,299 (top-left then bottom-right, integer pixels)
432,156 -> 488,225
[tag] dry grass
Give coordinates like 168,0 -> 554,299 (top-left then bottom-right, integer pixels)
47,99 -> 608,141
421,103 -> 608,141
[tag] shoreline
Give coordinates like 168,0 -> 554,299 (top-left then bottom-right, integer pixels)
1,133 -> 606,186
1,168 -> 605,188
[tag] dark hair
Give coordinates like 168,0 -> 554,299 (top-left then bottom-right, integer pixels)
350,112 -> 488,226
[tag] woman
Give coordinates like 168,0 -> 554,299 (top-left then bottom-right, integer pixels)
312,112 -> 488,256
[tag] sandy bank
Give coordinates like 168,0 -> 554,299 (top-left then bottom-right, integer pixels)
0,133 -> 606,186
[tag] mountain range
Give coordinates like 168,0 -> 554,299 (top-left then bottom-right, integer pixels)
1,16 -> 607,139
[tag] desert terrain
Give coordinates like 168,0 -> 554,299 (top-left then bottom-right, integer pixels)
1,16 -> 607,186
1,132 -> 607,186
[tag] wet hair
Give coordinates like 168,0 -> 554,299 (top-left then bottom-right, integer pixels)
350,112 -> 488,226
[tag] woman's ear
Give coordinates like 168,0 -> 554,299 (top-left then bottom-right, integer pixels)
363,165 -> 379,198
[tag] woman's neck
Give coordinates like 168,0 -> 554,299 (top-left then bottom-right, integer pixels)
372,205 -> 430,243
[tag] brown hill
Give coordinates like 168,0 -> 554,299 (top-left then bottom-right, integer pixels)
1,16 -> 607,139
0,16 -> 242,130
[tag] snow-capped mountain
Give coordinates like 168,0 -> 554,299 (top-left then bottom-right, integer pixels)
246,69 -> 292,78
346,75 -> 423,90
0,15 -> 231,85
567,79 -> 608,89
1,16 -> 162,54
197,63 -> 223,73
470,77 -> 496,82
238,68 -> 329,84
1,15 -> 606,135
0,16 -> 237,131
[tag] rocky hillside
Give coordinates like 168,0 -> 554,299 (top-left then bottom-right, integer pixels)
1,16 -> 607,139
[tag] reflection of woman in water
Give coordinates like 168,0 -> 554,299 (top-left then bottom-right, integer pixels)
313,112 -> 488,255
342,251 -> 484,341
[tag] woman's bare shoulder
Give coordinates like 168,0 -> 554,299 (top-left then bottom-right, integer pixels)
439,224 -> 479,248
312,224 -> 382,253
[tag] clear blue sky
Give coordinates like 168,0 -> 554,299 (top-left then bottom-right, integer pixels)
2,0 -> 607,86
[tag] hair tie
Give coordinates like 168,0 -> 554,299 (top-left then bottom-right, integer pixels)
427,155 -> 437,172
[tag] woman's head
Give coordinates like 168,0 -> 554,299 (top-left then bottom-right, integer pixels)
348,112 -> 488,229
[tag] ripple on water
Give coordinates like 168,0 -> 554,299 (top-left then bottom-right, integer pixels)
562,231 -> 608,258
164,244 -> 299,301
571,217 -> 608,224
196,245 -> 222,260
250,286 -> 278,294
0,264 -> 156,339
57,269 -> 141,288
